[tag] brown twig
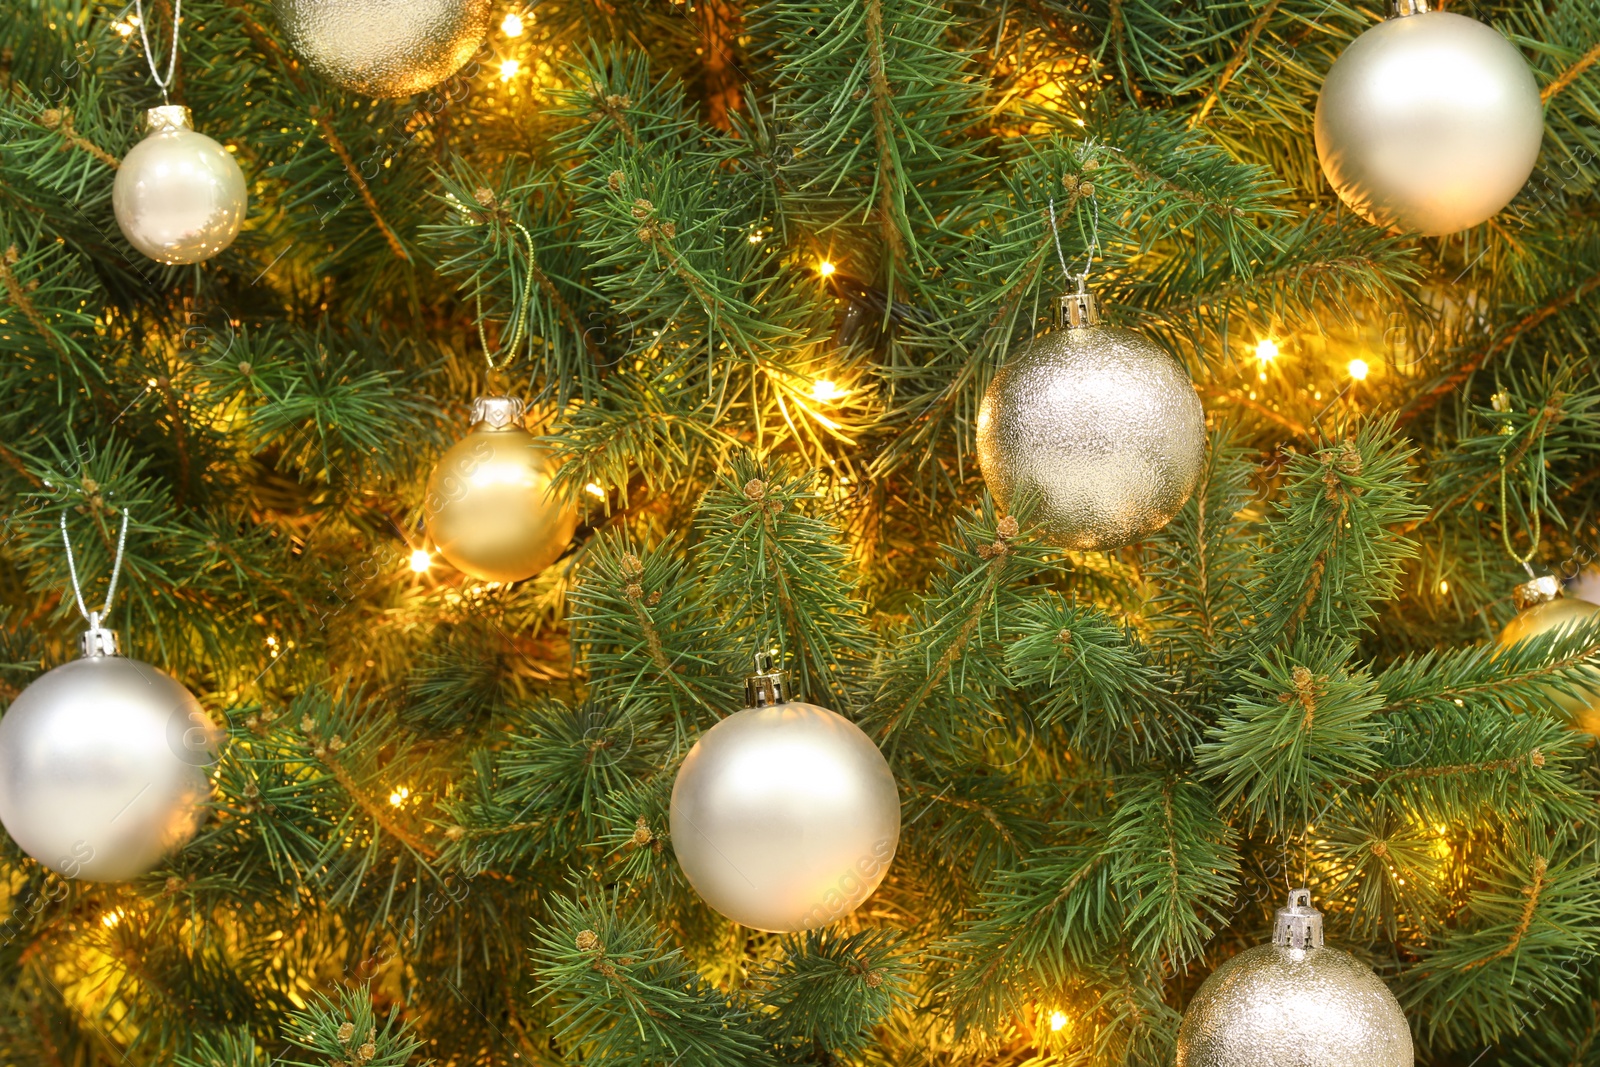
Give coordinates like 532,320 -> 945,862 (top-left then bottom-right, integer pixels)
1464,855 -> 1548,968
865,0 -> 909,297
1544,41 -> 1600,103
0,247 -> 71,358
309,107 -> 408,261
1190,0 -> 1283,128
696,0 -> 744,130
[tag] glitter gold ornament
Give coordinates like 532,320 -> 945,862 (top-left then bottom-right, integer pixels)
273,0 -> 492,98
1315,0 -> 1543,236
1496,575 -> 1600,735
976,284 -> 1206,550
424,396 -> 577,584
670,655 -> 901,932
0,512 -> 219,882
1177,890 -> 1413,1067
113,106 -> 247,265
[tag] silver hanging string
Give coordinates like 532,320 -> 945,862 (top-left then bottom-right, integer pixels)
134,0 -> 183,104
61,508 -> 131,627
1047,189 -> 1101,291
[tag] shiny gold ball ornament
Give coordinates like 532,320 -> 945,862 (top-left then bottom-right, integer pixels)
1177,890 -> 1413,1067
273,0 -> 491,97
0,619 -> 219,882
1315,0 -> 1543,236
670,656 -> 901,932
976,286 -> 1206,550
112,107 -> 247,265
424,396 -> 577,584
1495,575 -> 1600,734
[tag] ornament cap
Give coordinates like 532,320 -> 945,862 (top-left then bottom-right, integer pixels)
1056,284 -> 1101,329
469,395 -> 526,432
1514,574 -> 1562,611
744,649 -> 788,708
1273,888 -> 1325,950
143,105 -> 194,134
1392,0 -> 1429,15
79,611 -> 121,658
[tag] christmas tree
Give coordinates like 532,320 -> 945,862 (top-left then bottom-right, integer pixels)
3,0 -> 1600,1064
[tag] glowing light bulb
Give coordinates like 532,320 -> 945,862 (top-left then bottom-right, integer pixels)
112,20 -> 134,36
389,786 -> 411,807
500,11 -> 525,36
1049,1010 -> 1068,1032
102,909 -> 124,928
748,231 -> 763,244
818,260 -> 836,278
1437,579 -> 1449,595
1348,358 -> 1370,381
811,379 -> 846,402
409,549 -> 431,573
1255,338 -> 1279,362
499,58 -> 521,82
585,482 -> 606,499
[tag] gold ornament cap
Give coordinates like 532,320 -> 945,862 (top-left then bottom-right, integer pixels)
1513,574 -> 1562,611
469,395 -> 526,431
144,105 -> 194,133
1272,888 -> 1325,950
744,650 -> 788,708
79,610 -> 120,658
1392,0 -> 1429,14
1056,283 -> 1101,329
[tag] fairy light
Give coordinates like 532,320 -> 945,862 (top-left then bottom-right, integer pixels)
500,11 -> 525,36
102,909 -> 124,928
409,549 -> 431,573
265,635 -> 280,659
389,786 -> 411,807
1255,338 -> 1279,362
584,482 -> 606,499
1048,1010 -> 1069,1032
1347,358 -> 1370,382
499,58 -> 521,82
811,379 -> 846,402
817,260 -> 836,278
112,19 -> 135,35
1438,579 -> 1449,595
748,231 -> 764,244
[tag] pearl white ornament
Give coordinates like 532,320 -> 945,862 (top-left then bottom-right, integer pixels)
670,661 -> 900,932
1177,890 -> 1413,1067
113,106 -> 248,265
976,287 -> 1206,550
273,0 -> 491,98
0,624 -> 218,882
424,396 -> 578,584
1315,3 -> 1543,236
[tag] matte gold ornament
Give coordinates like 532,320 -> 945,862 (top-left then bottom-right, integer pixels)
1496,575 -> 1600,734
273,0 -> 491,97
424,396 -> 577,584
1177,890 -> 1413,1067
0,619 -> 218,882
113,106 -> 247,265
1315,0 -> 1543,236
670,656 -> 901,932
976,286 -> 1206,550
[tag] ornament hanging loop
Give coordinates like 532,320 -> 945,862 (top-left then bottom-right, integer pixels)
61,507 -> 131,658
134,0 -> 183,104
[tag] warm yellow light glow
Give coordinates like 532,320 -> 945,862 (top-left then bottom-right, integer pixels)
409,549 -> 431,573
818,260 -> 836,278
266,635 -> 280,659
102,909 -> 123,928
389,786 -> 411,807
748,231 -> 763,244
811,379 -> 846,402
499,58 -> 521,82
1255,338 -> 1279,362
112,20 -> 134,36
1048,1010 -> 1069,1032
1438,579 -> 1449,595
584,482 -> 606,499
1348,358 -> 1370,381
500,11 -> 525,36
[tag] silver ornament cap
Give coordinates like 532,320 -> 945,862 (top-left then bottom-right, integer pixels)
273,0 -> 492,98
113,106 -> 248,265
1314,7 -> 1543,235
669,658 -> 901,932
0,628 -> 219,882
1176,889 -> 1414,1067
976,286 -> 1206,550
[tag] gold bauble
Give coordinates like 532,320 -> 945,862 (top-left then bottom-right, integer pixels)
1495,578 -> 1600,735
272,0 -> 490,98
424,397 -> 577,584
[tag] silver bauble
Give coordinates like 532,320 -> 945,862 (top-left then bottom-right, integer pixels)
976,289 -> 1206,550
0,628 -> 218,882
273,0 -> 491,97
113,106 -> 247,265
670,663 -> 900,932
424,396 -> 578,584
1177,890 -> 1413,1067
1315,5 -> 1543,236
